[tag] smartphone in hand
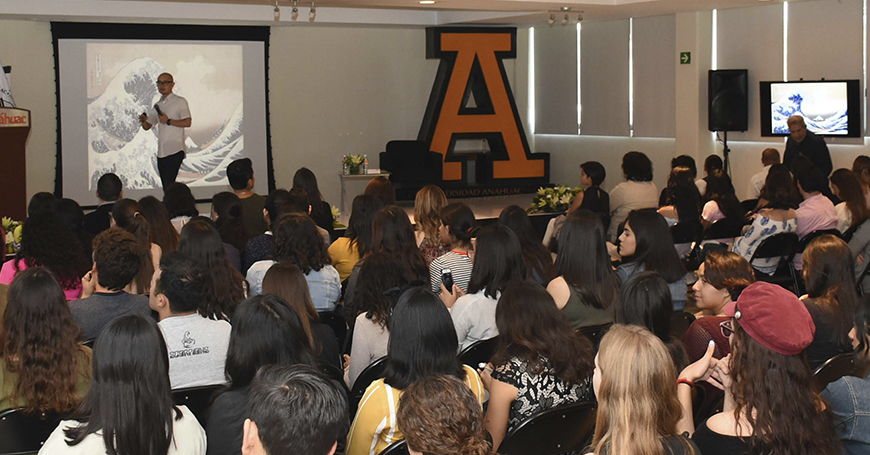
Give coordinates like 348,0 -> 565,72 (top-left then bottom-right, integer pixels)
441,268 -> 454,294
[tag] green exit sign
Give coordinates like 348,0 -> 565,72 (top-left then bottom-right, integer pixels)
680,52 -> 691,64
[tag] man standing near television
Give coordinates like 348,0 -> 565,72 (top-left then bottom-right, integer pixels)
138,72 -> 192,192
783,115 -> 832,177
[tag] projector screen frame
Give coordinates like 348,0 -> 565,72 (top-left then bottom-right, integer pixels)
759,79 -> 862,138
51,22 -> 275,209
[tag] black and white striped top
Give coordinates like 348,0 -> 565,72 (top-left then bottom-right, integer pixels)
429,250 -> 474,293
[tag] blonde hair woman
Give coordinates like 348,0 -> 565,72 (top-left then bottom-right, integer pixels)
589,325 -> 697,455
414,185 -> 448,263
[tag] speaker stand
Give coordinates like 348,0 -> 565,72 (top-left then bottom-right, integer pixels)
722,130 -> 731,177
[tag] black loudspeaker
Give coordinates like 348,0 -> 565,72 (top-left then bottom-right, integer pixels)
708,69 -> 748,132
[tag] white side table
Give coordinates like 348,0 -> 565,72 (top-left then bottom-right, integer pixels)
339,171 -> 391,217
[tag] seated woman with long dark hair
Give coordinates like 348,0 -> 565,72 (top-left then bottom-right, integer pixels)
734,167 -> 798,275
429,203 -> 478,294
40,314 -> 205,455
547,210 -> 618,329
677,282 -> 839,455
262,263 -> 341,371
617,210 -> 688,311
205,295 -> 317,455
700,174 -> 745,230
210,192 -> 248,270
139,195 -> 180,254
112,198 -> 161,295
830,169 -> 869,234
802,235 -> 859,369
497,205 -> 556,286
1,268 -> 91,413
441,224 -> 528,350
178,219 -> 247,321
346,287 -> 485,455
483,281 -> 595,450
246,214 -> 340,310
0,207 -> 89,300
293,167 -> 335,241
590,325 -> 698,455
164,182 -> 199,234
658,166 -> 702,227
328,195 -> 383,282
615,272 -> 689,371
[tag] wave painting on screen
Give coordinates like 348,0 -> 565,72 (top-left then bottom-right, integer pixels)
770,82 -> 849,135
86,43 -> 244,190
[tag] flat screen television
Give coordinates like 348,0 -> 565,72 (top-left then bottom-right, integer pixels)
759,79 -> 861,137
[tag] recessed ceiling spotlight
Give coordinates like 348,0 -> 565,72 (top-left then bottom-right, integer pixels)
291,0 -> 299,20
309,2 -> 315,22
562,13 -> 569,25
561,6 -> 571,11
273,1 -> 280,21
548,13 -> 555,26
419,1 -> 436,4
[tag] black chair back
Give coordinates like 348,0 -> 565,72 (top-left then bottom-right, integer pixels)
669,311 -> 696,340
0,408 -> 60,455
703,219 -> 743,240
797,229 -> 841,253
82,339 -> 95,349
741,199 -> 759,213
349,356 -> 388,418
670,221 -> 701,245
812,352 -> 870,393
318,311 -> 348,351
458,336 -> 499,368
577,323 -> 612,349
172,385 -> 222,427
749,232 -> 801,294
497,401 -> 597,455
378,439 -> 410,455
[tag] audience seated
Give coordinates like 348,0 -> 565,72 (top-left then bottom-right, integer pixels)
497,205 -> 557,286
262,263 -> 342,371
441,225 -> 527,351
70,228 -> 152,340
821,294 -> 870,455
228,158 -> 268,241
616,210 -> 688,311
397,375 -> 491,455
853,155 -> 870,208
150,251 -> 231,389
683,251 -> 754,362
414,185 -> 449,263
614,272 -> 688,371
293,167 -> 336,242
1,268 -> 91,413
55,198 -> 95,264
139,195 -> 180,254
241,365 -> 347,455
658,166 -> 701,228
347,286 -> 484,455
82,172 -> 122,238
429,203 -> 477,293
547,210 -> 618,329
732,170 -> 798,275
165,183 -> 200,234
179,219 -> 248,321
247,214 -> 340,309
801,235 -> 858,370
830,168 -> 869,234
659,155 -> 698,205
284,187 -> 331,246
1,206 -> 89,300
755,163 -> 801,211
206,295 -> 319,455
40,314 -> 206,455
589,325 -> 698,455
608,151 -> 658,242
113,198 -> 162,294
795,168 -> 838,240
242,189 -> 292,273
701,174 -> 745,230
329,194 -> 383,282
345,253 -> 404,388
569,161 -> 611,229
364,176 -> 397,206
676,282 -> 839,455
696,154 -> 724,196
746,148 -> 780,200
211,191 -> 248,269
483,281 -> 595,449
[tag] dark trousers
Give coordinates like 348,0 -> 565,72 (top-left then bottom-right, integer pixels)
157,150 -> 185,191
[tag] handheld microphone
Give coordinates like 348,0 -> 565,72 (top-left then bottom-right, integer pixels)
154,104 -> 163,117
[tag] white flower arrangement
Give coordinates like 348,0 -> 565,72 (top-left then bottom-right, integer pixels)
2,217 -> 23,254
528,185 -> 582,213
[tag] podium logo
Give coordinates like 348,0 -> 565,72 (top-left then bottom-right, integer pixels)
0,112 -> 28,125
419,27 -> 547,182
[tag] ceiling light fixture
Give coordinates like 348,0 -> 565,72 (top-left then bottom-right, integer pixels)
548,13 -> 555,26
419,1 -> 436,4
291,1 -> 299,20
309,2 -> 316,22
273,1 -> 280,21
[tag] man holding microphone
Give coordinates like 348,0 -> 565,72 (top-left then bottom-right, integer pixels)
138,72 -> 192,191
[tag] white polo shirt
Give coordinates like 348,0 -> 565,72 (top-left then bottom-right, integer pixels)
146,92 -> 191,158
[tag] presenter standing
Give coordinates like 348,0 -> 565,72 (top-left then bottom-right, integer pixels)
138,73 -> 192,192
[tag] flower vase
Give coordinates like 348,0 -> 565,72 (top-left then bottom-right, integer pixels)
348,164 -> 361,175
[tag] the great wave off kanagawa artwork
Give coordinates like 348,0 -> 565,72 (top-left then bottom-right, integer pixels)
86,42 -> 245,191
770,82 -> 849,135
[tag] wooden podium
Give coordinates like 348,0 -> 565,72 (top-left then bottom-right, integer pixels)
0,107 -> 30,221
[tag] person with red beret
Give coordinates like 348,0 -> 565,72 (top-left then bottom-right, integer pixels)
674,282 -> 840,455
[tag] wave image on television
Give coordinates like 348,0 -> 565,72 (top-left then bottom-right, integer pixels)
770,82 -> 849,135
86,43 -> 244,190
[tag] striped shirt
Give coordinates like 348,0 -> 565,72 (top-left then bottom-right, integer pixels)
429,251 -> 474,293
345,365 -> 485,455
